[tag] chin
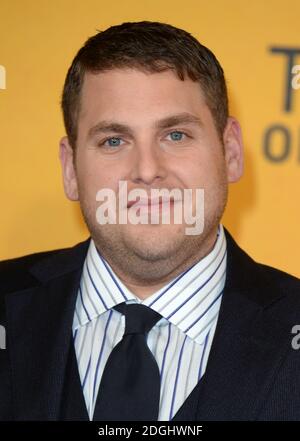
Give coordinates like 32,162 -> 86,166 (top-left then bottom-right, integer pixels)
131,244 -> 178,262
124,227 -> 186,260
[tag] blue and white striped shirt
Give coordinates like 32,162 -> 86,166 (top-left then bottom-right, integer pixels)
72,224 -> 227,420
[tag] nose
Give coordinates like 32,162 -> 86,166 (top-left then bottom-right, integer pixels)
129,141 -> 168,186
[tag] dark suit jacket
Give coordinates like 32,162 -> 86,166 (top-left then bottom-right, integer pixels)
1,229 -> 300,421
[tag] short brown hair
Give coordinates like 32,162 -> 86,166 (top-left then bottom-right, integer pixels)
61,21 -> 228,149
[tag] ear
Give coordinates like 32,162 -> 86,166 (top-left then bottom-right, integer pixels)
223,117 -> 244,183
59,136 -> 79,201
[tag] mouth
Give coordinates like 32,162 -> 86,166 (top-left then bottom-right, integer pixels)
127,196 -> 176,209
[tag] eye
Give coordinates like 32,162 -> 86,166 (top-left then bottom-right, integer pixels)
167,131 -> 188,141
100,137 -> 124,148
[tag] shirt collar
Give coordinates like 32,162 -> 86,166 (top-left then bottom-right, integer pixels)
73,224 -> 227,344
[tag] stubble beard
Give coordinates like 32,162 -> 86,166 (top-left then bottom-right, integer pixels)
78,185 -> 228,285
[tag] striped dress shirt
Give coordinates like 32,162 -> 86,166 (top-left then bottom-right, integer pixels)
72,224 -> 227,421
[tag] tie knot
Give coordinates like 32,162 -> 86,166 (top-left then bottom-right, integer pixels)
114,303 -> 162,335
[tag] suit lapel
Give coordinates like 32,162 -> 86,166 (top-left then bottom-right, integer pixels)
5,239 -> 90,420
174,229 -> 295,421
194,286 -> 291,420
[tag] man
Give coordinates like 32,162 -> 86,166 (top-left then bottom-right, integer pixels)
1,21 -> 300,421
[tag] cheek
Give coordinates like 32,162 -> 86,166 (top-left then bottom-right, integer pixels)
76,155 -> 118,193
174,154 -> 219,188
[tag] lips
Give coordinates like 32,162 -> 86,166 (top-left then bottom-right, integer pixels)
127,196 -> 175,209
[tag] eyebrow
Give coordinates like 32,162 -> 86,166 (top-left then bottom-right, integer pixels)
87,112 -> 203,140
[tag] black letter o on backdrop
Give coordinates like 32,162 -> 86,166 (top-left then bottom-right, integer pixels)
263,124 -> 291,163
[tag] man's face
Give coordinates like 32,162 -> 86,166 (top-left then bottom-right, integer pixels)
60,68 -> 243,283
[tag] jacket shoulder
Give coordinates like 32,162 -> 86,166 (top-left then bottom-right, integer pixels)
0,246 -> 76,294
255,260 -> 300,290
224,227 -> 300,304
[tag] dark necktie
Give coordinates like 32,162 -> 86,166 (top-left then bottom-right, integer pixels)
93,302 -> 163,421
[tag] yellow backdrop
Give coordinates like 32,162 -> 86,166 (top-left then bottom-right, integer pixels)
1,0 -> 300,276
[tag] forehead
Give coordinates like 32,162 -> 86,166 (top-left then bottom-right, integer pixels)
79,68 -> 206,113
